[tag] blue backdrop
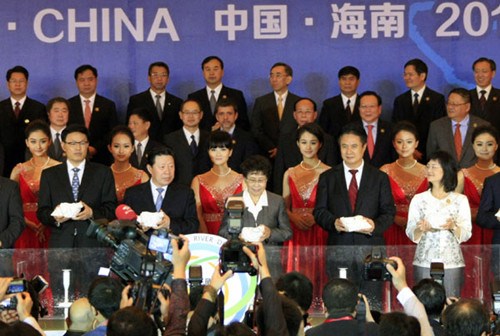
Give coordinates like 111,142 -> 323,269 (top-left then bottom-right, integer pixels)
0,0 -> 499,120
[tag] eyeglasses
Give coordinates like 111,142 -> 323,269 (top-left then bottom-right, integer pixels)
64,141 -> 89,147
9,79 -> 26,84
446,102 -> 467,107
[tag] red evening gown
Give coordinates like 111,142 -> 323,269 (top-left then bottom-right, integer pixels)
198,174 -> 244,235
283,170 -> 328,309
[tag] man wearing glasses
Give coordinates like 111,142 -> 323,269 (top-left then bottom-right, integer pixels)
37,124 -> 117,248
126,61 -> 183,142
427,88 -> 489,168
163,99 -> 211,186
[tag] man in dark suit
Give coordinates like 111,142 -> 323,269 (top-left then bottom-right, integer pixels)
188,56 -> 250,131
469,58 -> 500,141
214,100 -> 259,173
314,124 -> 395,282
354,91 -> 396,168
477,171 -> 500,282
319,65 -> 362,141
0,177 -> 24,275
251,62 -> 300,159
427,88 -> 489,169
123,147 -> 198,235
0,65 -> 46,176
127,107 -> 164,173
163,99 -> 211,186
46,97 -> 70,162
127,61 -> 183,142
392,59 -> 446,161
68,64 -> 118,165
273,98 -> 338,194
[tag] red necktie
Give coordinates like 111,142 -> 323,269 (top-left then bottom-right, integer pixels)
367,125 -> 375,158
348,170 -> 358,212
479,90 -> 487,111
14,102 -> 20,119
454,123 -> 462,159
84,99 -> 91,128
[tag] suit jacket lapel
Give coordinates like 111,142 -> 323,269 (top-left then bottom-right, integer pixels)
59,164 -> 75,201
78,162 -> 93,198
335,166 -> 353,215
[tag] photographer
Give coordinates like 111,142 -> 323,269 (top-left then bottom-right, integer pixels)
386,257 -> 433,336
0,277 -> 45,336
218,155 -> 292,245
413,279 -> 446,336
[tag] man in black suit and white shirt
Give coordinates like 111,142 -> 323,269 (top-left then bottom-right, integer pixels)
0,65 -> 46,176
188,56 -> 250,131
163,99 -> 211,186
128,107 -> 164,173
314,124 -> 395,281
392,59 -> 446,161
214,100 -> 259,173
46,97 -> 70,162
469,57 -> 500,139
319,65 -> 362,140
68,64 -> 118,165
123,147 -> 198,235
251,62 -> 300,159
353,91 -> 396,168
127,62 -> 183,142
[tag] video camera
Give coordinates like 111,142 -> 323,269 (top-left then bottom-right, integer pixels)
219,197 -> 257,276
86,219 -> 176,324
363,248 -> 397,281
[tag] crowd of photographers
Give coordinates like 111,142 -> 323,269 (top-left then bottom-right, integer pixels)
0,234 -> 497,336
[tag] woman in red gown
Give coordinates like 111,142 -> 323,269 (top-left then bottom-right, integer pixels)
380,121 -> 427,246
191,130 -> 244,234
456,125 -> 500,299
10,120 -> 61,314
282,123 -> 331,309
108,126 -> 148,203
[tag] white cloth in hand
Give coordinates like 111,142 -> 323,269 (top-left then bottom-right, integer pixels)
341,215 -> 371,232
137,211 -> 164,228
240,226 -> 265,242
51,202 -> 83,219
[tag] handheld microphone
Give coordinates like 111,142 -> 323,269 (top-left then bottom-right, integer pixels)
115,204 -> 138,221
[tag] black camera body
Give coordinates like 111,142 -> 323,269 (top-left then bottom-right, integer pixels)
0,296 -> 17,311
219,197 -> 257,276
363,249 -> 397,281
6,278 -> 28,294
430,262 -> 445,285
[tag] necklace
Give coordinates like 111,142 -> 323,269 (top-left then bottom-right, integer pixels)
395,159 -> 417,170
30,156 -> 50,169
475,163 -> 497,171
211,167 -> 231,177
111,164 -> 132,173
300,160 -> 321,171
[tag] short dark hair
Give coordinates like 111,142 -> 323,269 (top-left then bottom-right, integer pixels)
271,62 -> 293,77
413,278 -> 446,318
471,124 -> 499,144
202,56 -> 224,70
109,125 -> 134,146
472,57 -> 496,72
181,99 -> 202,112
87,277 -> 122,319
427,150 -> 458,192
107,307 -> 156,336
275,271 -> 313,312
215,99 -> 238,114
448,88 -> 471,104
47,97 -> 70,113
216,322 -> 254,336
74,64 -> 98,80
256,294 -> 302,336
359,90 -> 382,105
392,121 -> 420,141
404,59 -> 428,81
6,65 -> 29,81
61,124 -> 89,143
294,97 -> 317,112
296,123 -> 324,145
322,278 -> 358,316
128,107 -> 151,123
25,120 -> 51,140
339,123 -> 367,145
148,61 -> 170,76
240,155 -> 272,179
443,299 -> 490,336
209,130 -> 233,150
380,312 -> 420,336
338,66 -> 360,79
147,146 -> 175,167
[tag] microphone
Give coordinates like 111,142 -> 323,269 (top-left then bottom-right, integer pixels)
115,204 -> 138,221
